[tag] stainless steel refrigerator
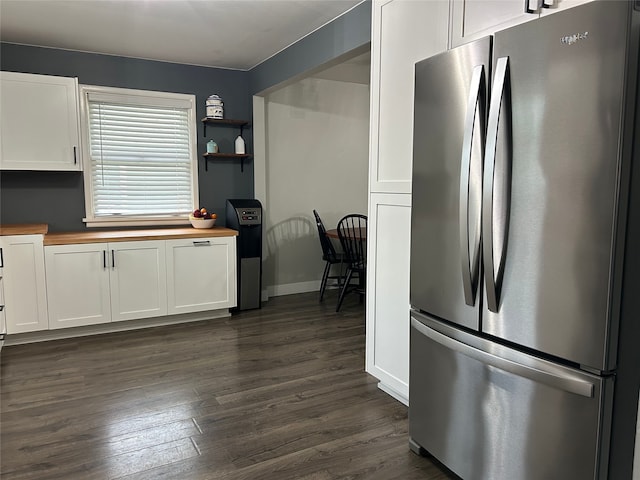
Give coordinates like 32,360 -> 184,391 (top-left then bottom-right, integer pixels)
408,2 -> 640,479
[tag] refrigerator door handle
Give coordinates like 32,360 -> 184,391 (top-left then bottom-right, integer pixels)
460,65 -> 486,306
483,56 -> 512,313
411,317 -> 595,398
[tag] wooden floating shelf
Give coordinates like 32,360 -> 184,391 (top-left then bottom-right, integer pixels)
201,118 -> 250,137
203,153 -> 251,158
202,153 -> 253,172
200,118 -> 249,126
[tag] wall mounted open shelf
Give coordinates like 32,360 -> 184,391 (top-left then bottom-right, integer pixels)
201,118 -> 252,172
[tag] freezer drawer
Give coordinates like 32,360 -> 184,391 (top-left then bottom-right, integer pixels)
409,311 -> 613,480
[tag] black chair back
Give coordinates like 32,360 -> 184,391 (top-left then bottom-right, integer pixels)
336,214 -> 367,273
313,209 -> 339,263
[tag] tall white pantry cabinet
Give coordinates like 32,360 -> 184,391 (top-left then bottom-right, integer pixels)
366,0 -> 449,404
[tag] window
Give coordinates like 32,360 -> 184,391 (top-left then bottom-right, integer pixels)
80,85 -> 199,227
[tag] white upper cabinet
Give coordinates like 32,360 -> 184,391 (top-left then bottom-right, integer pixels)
539,0 -> 594,17
450,0 -> 595,47
0,72 -> 81,171
369,0 -> 449,194
450,0 -> 538,48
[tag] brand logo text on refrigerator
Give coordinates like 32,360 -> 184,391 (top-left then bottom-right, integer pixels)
561,31 -> 589,45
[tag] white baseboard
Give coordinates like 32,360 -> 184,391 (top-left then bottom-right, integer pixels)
378,381 -> 409,406
267,280 -> 321,298
5,310 -> 230,346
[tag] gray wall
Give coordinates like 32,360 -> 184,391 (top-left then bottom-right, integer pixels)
0,43 -> 254,231
0,2 -> 372,232
249,0 -> 371,95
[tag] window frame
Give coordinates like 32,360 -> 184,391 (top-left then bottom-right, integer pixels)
79,84 -> 199,228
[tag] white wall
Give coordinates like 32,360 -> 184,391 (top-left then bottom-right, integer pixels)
260,77 -> 369,297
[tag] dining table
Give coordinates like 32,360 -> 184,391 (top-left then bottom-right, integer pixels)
325,228 -> 367,240
326,225 -> 367,311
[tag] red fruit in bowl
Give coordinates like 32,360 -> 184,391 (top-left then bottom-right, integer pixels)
193,209 -> 202,218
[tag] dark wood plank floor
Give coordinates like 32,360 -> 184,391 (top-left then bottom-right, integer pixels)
1,291 -> 456,480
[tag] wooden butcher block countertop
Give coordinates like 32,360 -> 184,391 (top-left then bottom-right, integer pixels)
0,224 -> 49,236
43,226 -> 238,246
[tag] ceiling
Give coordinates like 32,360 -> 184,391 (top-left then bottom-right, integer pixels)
0,0 -> 365,71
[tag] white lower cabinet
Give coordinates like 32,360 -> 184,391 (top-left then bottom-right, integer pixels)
166,237 -> 236,315
45,243 -> 112,329
109,241 -> 167,322
45,240 -> 167,329
0,235 -> 48,333
366,193 -> 412,403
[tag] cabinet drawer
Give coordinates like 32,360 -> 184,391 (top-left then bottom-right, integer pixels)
409,313 -> 612,480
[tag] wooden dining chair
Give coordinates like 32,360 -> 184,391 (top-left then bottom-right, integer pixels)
335,213 -> 367,312
313,210 -> 345,302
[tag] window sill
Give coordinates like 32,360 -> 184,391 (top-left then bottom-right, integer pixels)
83,217 -> 190,229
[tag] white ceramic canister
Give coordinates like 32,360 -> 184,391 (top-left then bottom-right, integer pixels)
234,135 -> 245,154
206,94 -> 224,119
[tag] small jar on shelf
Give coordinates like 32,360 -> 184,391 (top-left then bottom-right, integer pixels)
206,140 -> 218,153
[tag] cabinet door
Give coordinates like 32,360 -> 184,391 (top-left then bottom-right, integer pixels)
366,194 -> 411,403
166,237 -> 237,314
109,241 -> 167,322
369,0 -> 449,194
450,0 -> 538,48
45,243 -> 111,329
1,235 -> 48,333
539,0 -> 594,17
0,72 -> 81,171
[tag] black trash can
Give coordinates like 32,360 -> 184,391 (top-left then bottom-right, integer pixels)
226,199 -> 262,311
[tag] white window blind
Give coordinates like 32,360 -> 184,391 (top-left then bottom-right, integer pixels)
86,90 -> 196,218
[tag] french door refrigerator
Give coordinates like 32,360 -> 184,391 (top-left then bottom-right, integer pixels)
408,2 -> 640,479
